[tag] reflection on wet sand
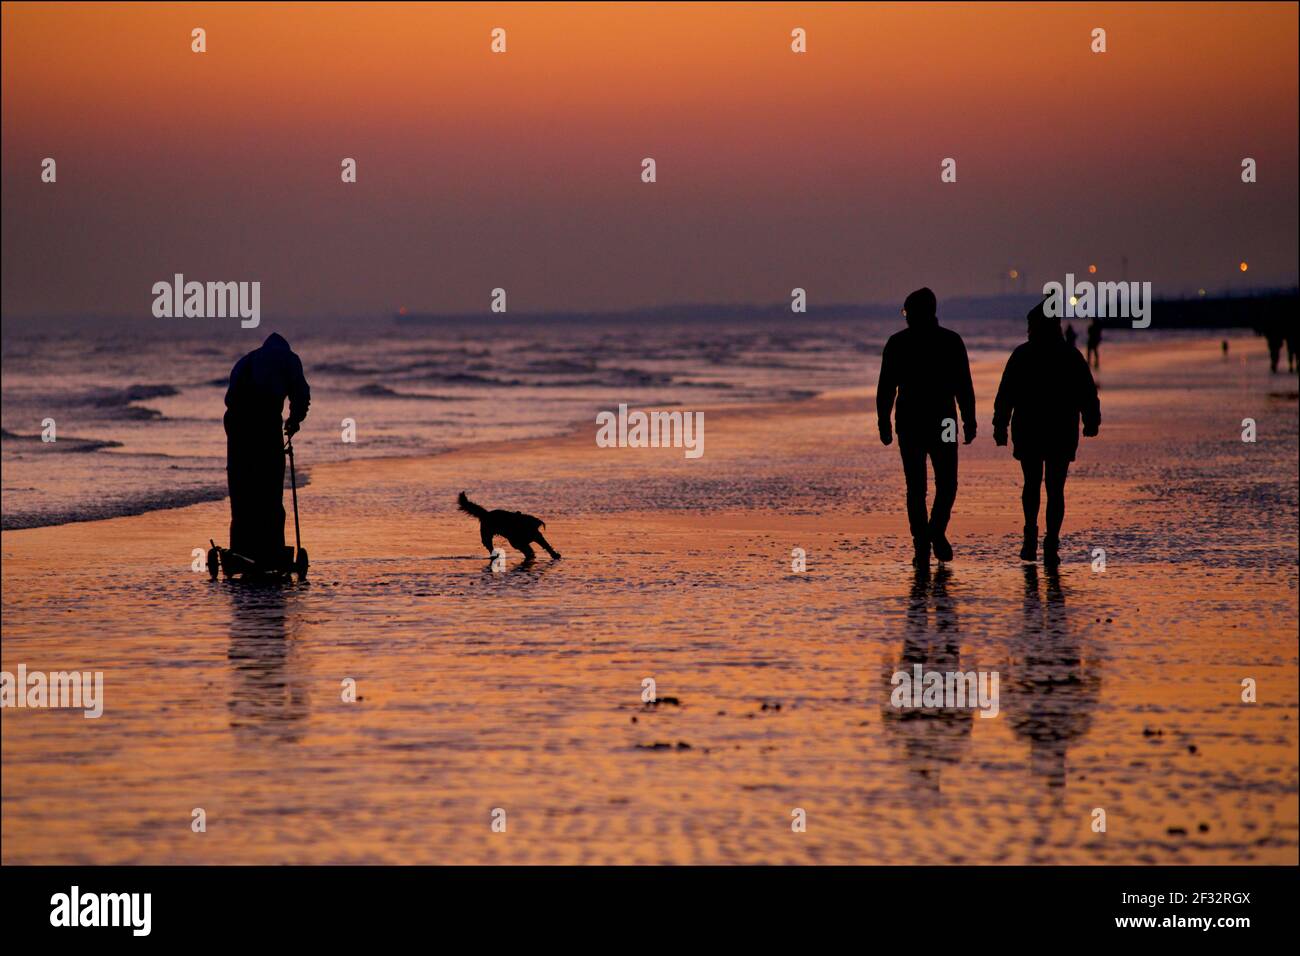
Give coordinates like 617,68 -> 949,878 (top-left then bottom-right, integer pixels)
881,566 -> 973,805
226,583 -> 310,746
881,563 -> 1104,817
497,556 -> 562,580
1002,565 -> 1101,798
2,338 -> 1293,864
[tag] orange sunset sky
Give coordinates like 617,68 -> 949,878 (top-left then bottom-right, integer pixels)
2,1 -> 1297,317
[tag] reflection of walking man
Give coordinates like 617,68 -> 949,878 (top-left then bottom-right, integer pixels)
879,567 -> 972,802
876,288 -> 977,567
224,333 -> 310,568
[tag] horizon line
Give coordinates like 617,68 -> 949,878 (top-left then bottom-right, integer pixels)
3,285 -> 1297,326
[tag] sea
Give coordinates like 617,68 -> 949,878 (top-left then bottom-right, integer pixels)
0,309 -> 1248,530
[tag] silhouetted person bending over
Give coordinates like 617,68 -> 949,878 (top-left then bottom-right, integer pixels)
1085,318 -> 1102,370
877,288 -> 976,567
224,332 -> 310,570
993,302 -> 1100,567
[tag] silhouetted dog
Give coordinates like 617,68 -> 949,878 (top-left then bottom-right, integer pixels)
457,492 -> 561,561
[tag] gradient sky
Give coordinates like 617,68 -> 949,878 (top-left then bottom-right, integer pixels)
2,1 -> 1297,318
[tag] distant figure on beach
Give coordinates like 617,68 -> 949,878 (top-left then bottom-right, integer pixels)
1252,317 -> 1297,374
1221,339 -> 1229,358
1064,323 -> 1078,350
224,333 -> 311,569
993,301 -> 1100,567
1260,324 -> 1285,373
876,287 -> 977,567
1085,318 -> 1102,369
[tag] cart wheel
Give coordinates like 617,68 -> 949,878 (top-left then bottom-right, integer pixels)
206,546 -> 220,580
294,547 -> 309,581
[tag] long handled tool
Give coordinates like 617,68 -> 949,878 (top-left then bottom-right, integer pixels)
285,438 -> 309,580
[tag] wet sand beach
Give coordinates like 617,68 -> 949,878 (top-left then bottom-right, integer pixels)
2,336 -> 1296,864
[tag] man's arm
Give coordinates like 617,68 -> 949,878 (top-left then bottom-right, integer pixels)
992,352 -> 1016,445
1078,351 -> 1100,436
285,353 -> 311,435
224,355 -> 246,410
875,340 -> 897,444
956,336 -> 977,443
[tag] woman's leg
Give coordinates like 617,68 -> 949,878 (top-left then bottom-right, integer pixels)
1042,458 -> 1070,566
1020,458 -> 1043,526
1044,459 -> 1070,540
1020,458 -> 1042,560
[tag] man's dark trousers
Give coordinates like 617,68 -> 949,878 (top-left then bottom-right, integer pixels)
898,430 -> 958,544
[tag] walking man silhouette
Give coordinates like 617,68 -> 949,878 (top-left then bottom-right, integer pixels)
993,301 -> 1100,567
224,332 -> 311,570
877,288 -> 977,567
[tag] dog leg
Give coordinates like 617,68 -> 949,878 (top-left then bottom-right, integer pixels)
481,527 -> 496,555
512,539 -> 536,562
535,532 -> 561,559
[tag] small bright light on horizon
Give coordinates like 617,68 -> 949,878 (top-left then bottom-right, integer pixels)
1198,288 -> 1207,296
1009,269 -> 1019,279
1069,295 -> 1079,306
399,305 -> 408,316
1088,264 -> 1097,274
1239,261 -> 1249,272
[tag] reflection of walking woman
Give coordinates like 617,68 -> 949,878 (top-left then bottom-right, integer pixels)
993,302 -> 1100,566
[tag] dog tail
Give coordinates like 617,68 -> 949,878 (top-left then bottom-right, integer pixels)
457,491 -> 488,519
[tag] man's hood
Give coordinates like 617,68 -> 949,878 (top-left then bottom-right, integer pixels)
902,287 -> 938,328
1026,299 -> 1063,344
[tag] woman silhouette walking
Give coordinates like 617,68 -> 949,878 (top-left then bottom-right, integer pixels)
993,302 -> 1100,566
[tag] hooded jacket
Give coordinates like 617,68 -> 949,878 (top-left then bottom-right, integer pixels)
224,332 -> 311,427
876,303 -> 976,441
993,322 -> 1099,461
